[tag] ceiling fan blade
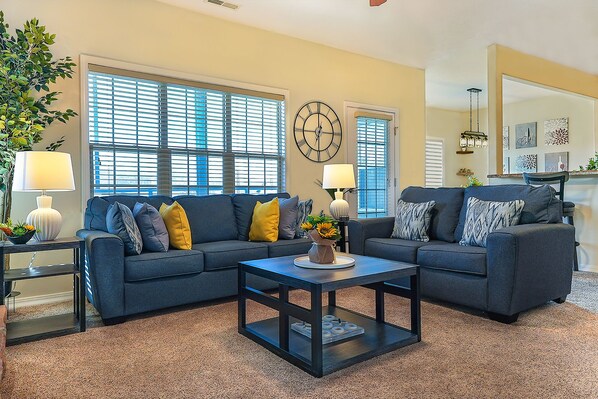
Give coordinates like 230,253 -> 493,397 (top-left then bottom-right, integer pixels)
370,0 -> 387,6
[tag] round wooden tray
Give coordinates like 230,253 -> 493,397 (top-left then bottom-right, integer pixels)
293,255 -> 356,270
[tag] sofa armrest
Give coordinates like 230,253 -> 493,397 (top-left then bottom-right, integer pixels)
76,229 -> 126,320
486,223 -> 574,316
348,217 -> 395,255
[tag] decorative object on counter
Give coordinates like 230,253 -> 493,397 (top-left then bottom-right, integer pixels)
515,122 -> 537,149
579,152 -> 598,171
12,151 -> 75,241
321,164 -> 356,221
515,154 -> 538,173
456,168 -> 474,177
545,152 -> 569,172
545,117 -> 569,146
0,220 -> 36,244
503,157 -> 510,174
300,215 -> 341,264
464,175 -> 484,187
291,315 -> 365,344
457,88 -> 488,154
503,126 -> 510,150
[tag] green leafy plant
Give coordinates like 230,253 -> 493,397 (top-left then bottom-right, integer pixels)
314,179 -> 356,200
300,214 -> 341,241
579,152 -> 598,171
0,219 -> 36,237
465,175 -> 484,187
0,12 -> 77,223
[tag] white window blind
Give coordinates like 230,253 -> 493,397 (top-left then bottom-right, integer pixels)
87,66 -> 285,197
356,117 -> 389,218
425,139 -> 444,188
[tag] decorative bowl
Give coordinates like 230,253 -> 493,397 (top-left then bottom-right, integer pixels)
6,230 -> 36,244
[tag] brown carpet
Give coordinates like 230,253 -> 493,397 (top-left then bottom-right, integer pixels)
1,276 -> 597,398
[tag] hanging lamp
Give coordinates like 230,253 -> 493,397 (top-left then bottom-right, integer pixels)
457,88 -> 488,154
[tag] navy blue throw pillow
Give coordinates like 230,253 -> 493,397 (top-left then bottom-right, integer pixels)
106,202 -> 143,256
133,202 -> 169,252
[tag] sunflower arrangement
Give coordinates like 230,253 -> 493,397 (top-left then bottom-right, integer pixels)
300,215 -> 341,241
0,219 -> 36,237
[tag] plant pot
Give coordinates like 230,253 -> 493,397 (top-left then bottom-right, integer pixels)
308,242 -> 336,264
6,230 -> 35,245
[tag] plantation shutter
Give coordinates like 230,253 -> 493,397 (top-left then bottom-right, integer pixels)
87,65 -> 285,197
425,139 -> 444,188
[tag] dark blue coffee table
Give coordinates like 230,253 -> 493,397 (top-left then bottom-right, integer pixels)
238,254 -> 420,377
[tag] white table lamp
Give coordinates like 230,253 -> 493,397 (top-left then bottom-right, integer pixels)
12,151 -> 75,241
322,164 -> 356,221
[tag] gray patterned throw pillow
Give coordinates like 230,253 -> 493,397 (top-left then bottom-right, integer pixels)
391,200 -> 436,242
459,197 -> 525,248
295,199 -> 313,238
106,202 -> 143,255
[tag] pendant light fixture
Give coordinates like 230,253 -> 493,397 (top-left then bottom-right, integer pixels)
456,88 -> 488,154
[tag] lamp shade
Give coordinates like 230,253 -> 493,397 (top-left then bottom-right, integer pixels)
12,151 -> 75,192
322,164 -> 356,189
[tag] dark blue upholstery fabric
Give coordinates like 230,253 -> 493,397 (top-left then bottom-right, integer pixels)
231,193 -> 290,241
420,268 -> 488,310
486,223 -> 574,315
348,217 -> 395,255
364,238 -> 441,264
417,243 -> 487,276
85,195 -> 174,231
133,202 -> 169,252
454,184 -> 562,241
124,250 -> 204,282
400,186 -> 464,242
106,202 -> 143,256
265,238 -> 312,258
192,240 -> 268,271
174,195 -> 238,244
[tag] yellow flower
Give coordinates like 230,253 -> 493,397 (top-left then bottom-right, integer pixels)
316,222 -> 337,239
300,222 -> 313,230
25,224 -> 35,231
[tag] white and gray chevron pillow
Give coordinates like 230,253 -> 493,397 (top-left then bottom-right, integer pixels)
459,197 -> 525,248
391,200 -> 436,242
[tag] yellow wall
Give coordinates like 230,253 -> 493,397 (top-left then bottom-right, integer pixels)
3,0 -> 425,299
487,44 -> 598,174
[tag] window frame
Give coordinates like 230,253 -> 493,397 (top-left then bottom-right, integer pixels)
344,102 -> 398,219
80,55 -> 290,207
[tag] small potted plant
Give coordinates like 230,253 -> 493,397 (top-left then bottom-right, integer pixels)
301,215 -> 341,264
0,219 -> 37,244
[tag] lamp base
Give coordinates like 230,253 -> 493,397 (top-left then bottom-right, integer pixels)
26,195 -> 62,241
329,191 -> 349,221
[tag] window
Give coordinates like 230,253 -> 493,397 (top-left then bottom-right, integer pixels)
346,106 -> 396,219
87,65 -> 285,197
425,139 -> 444,188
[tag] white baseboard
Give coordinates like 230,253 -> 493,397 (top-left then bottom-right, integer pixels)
9,291 -> 72,309
579,264 -> 598,273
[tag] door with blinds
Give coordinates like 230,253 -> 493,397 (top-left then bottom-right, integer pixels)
346,106 -> 396,219
425,139 -> 444,188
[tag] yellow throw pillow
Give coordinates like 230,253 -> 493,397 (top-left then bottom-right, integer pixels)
159,201 -> 192,250
249,198 -> 280,242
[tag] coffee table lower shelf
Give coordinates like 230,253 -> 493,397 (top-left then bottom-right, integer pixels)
241,305 -> 418,377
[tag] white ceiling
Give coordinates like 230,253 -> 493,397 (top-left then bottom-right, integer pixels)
156,0 -> 598,110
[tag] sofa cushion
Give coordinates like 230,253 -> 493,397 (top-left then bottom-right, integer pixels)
192,240 -> 268,271
106,202 -> 143,256
391,199 -> 436,242
174,195 -> 238,244
266,238 -> 312,258
124,250 -> 204,282
85,195 -> 174,231
232,193 -> 290,241
364,238 -> 441,264
400,186 -> 464,243
133,202 -> 169,252
417,243 -> 487,276
454,184 -> 562,241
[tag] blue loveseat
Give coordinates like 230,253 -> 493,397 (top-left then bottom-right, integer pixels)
348,185 -> 575,323
77,193 -> 311,324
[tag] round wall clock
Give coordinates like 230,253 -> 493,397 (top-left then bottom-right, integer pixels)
294,101 -> 342,163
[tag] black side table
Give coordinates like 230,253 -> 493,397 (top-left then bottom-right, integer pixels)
336,219 -> 349,252
0,237 -> 86,345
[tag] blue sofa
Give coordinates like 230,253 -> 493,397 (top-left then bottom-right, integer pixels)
348,185 -> 575,323
77,193 -> 311,324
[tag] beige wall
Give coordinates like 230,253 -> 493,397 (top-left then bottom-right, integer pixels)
3,0 -> 425,300
426,108 -> 488,187
503,95 -> 596,173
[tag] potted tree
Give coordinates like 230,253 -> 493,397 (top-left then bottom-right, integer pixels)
0,12 -> 77,295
